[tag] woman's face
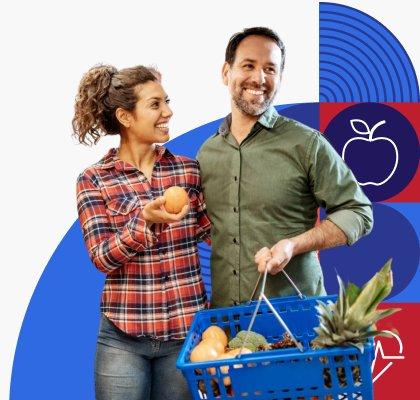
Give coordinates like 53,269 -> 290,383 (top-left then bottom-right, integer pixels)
126,80 -> 173,144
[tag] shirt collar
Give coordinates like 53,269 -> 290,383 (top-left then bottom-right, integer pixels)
96,145 -> 174,171
217,106 -> 279,136
258,106 -> 279,128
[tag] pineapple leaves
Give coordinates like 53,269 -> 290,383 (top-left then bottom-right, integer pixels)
337,275 -> 348,318
362,308 -> 401,326
312,259 -> 400,351
346,282 -> 361,306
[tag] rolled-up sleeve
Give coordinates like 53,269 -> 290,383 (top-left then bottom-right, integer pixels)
307,132 -> 373,245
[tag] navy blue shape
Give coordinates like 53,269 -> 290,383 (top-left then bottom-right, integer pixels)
324,103 -> 419,202
320,2 -> 420,102
385,203 -> 420,303
321,203 -> 419,299
277,102 -> 320,131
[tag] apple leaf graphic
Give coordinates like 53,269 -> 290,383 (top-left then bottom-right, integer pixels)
350,119 -> 370,135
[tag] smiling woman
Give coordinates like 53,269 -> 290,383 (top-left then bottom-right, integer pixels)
72,64 -> 211,400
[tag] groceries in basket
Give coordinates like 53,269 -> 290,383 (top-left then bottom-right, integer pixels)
177,259 -> 399,399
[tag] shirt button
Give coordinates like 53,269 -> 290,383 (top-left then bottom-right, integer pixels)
233,237 -> 238,244
234,176 -> 238,181
233,269 -> 237,275
233,207 -> 238,213
163,275 -> 170,282
233,300 -> 239,306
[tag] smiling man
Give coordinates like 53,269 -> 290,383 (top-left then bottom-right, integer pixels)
197,27 -> 373,307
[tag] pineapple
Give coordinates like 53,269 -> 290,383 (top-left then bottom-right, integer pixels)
312,259 -> 400,352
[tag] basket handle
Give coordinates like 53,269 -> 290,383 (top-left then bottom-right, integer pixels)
249,268 -> 305,302
238,262 -> 304,356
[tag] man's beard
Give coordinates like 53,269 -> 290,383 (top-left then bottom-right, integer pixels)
233,87 -> 276,116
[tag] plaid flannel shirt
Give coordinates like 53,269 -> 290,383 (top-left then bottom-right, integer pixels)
77,146 -> 211,340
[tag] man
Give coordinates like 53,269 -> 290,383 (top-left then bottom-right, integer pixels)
197,27 -> 373,308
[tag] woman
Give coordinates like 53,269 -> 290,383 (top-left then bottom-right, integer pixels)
73,64 -> 210,400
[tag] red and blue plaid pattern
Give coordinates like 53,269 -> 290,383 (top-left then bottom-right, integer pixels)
76,146 -> 211,340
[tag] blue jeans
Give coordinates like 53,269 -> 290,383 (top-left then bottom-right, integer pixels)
95,314 -> 191,400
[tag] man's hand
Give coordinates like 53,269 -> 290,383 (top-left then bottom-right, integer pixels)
254,239 -> 296,275
142,196 -> 189,225
254,247 -> 272,273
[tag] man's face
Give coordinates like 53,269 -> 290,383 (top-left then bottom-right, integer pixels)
222,35 -> 283,116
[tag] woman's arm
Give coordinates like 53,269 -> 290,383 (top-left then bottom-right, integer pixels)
76,172 -> 161,274
77,171 -> 188,274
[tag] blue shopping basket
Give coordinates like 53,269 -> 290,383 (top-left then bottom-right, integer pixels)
177,295 -> 375,400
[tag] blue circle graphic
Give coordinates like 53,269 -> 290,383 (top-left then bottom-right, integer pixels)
321,203 -> 419,299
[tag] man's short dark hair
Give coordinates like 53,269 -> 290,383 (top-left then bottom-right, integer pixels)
225,27 -> 285,72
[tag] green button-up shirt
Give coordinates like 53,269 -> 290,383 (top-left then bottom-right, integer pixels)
197,107 -> 373,307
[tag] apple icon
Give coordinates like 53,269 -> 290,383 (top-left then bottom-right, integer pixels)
342,119 -> 399,186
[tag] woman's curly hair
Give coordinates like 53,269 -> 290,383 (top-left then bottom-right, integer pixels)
72,64 -> 159,145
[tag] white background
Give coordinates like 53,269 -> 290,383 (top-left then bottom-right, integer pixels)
0,1 -> 418,398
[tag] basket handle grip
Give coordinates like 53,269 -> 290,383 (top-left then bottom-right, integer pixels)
238,262 -> 305,356
249,268 -> 305,302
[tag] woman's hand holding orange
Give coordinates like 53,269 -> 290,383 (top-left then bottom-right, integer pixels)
142,197 -> 189,224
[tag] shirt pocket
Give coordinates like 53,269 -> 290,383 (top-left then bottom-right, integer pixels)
106,195 -> 140,229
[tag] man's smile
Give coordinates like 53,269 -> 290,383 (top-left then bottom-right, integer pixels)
244,88 -> 265,96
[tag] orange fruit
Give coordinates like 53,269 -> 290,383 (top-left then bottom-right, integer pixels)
163,186 -> 189,214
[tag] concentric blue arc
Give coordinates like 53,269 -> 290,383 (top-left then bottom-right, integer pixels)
320,2 -> 420,102
198,242 -> 212,296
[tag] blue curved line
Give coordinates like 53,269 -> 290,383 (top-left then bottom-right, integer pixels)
352,10 -> 419,100
320,76 -> 348,102
320,51 -> 370,101
319,85 -> 337,102
319,86 -> 338,102
319,84 -> 339,102
319,79 -> 344,101
320,60 -> 363,100
320,26 -> 396,101
321,16 -> 402,101
321,59 -> 364,99
320,27 -> 390,100
320,34 -> 386,100
323,12 -> 406,100
321,2 -> 419,100
320,67 -> 356,101
319,94 -> 330,103
320,69 -> 357,101
321,45 -> 379,101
